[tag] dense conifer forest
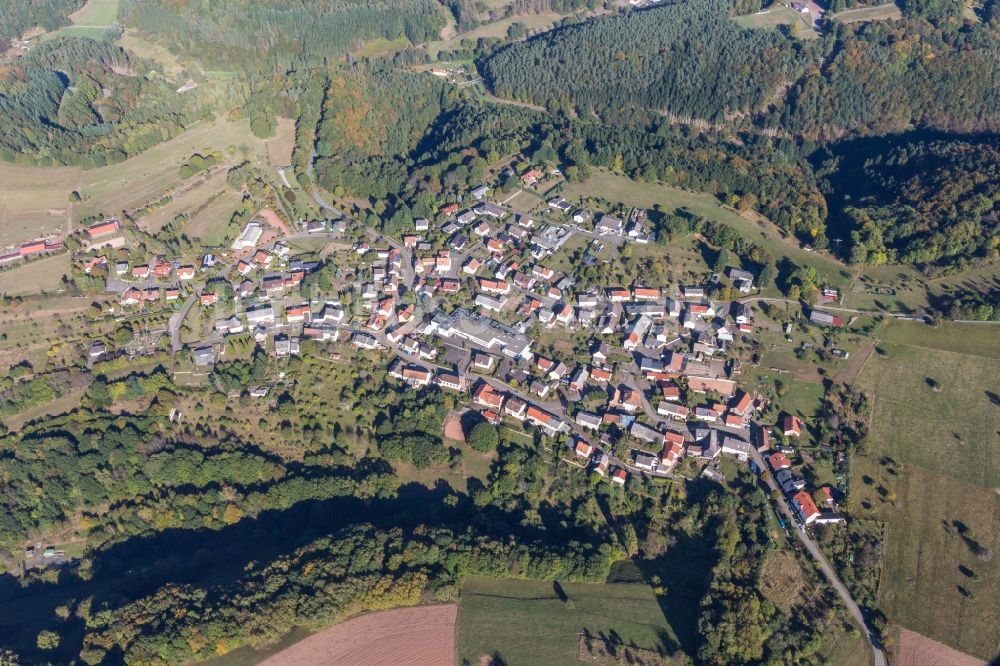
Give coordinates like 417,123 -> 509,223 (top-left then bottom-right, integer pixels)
119,0 -> 448,70
480,0 -> 808,122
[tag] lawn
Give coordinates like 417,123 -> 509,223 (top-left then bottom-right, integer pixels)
457,576 -> 680,665
851,321 -> 1000,659
266,117 -> 297,168
733,5 -> 819,38
831,3 -> 903,22
0,254 -> 72,296
67,0 -> 120,26
563,171 -> 852,293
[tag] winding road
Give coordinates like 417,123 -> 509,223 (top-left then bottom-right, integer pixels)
751,447 -> 886,666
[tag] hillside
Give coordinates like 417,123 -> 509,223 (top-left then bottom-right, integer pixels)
822,135 -> 1000,268
119,0 -> 448,70
0,0 -> 85,41
479,0 -> 806,122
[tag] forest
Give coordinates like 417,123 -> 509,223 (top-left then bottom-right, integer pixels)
479,0 -> 808,122
781,20 -> 1000,139
818,135 -> 1000,269
119,0 -> 448,71
0,37 -> 235,166
0,0 -> 84,42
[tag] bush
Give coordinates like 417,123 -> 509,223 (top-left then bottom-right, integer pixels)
468,421 -> 499,453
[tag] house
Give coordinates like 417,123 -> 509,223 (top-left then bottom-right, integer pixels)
193,347 -> 214,366
721,436 -> 751,461
352,332 -> 379,350
285,304 -> 312,324
525,405 -> 567,436
698,429 -> 720,458
572,209 -> 592,224
476,202 -> 506,219
612,386 -> 643,413
590,366 -> 613,384
274,336 -> 301,357
471,351 -> 497,372
457,210 -> 477,226
473,382 -> 506,410
657,402 -> 689,421
547,196 -> 572,212
574,438 -> 595,458
440,203 -> 460,217
593,452 -> 610,476
503,396 -> 527,420
89,340 -> 106,358
783,415 -> 803,437
633,451 -> 660,472
470,185 -> 491,199
631,421 -> 665,446
681,286 -> 705,301
164,288 -> 180,302
303,325 -> 339,341
792,490 -> 821,525
632,286 -> 660,301
436,372 -> 465,392
414,218 -> 430,232
753,423 -> 771,452
809,309 -> 845,328
568,367 -> 589,391
595,214 -> 624,236
401,365 -> 432,387
611,467 -> 628,485
730,391 -> 753,416
521,168 -> 543,186
576,411 -> 603,431
245,304 -> 275,326
768,452 -> 792,471
119,288 -> 140,306
85,219 -> 119,239
659,382 -> 681,401
132,265 -> 150,278
475,293 -> 506,312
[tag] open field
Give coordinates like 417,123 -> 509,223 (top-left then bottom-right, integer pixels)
0,164 -> 79,246
67,0 -> 120,26
266,118 -> 297,168
858,336 -> 1000,488
733,5 -> 819,38
898,629 -> 986,666
256,605 -> 456,666
185,189 -> 243,246
355,36 -> 410,59
852,322 -> 1000,659
137,169 -> 233,233
75,119 -> 265,221
119,30 -> 186,77
563,171 -> 852,292
457,576 -> 679,664
831,3 -> 903,22
0,254 -> 72,296
41,0 -> 120,41
427,13 -> 563,56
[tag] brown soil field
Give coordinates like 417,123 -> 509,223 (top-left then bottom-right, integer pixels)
897,629 -> 986,666
258,604 -> 457,666
443,409 -> 467,441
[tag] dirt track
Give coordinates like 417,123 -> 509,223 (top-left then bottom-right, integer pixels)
898,629 -> 986,666
259,604 -> 457,666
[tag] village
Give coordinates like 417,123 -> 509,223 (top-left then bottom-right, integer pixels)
59,162 -> 855,537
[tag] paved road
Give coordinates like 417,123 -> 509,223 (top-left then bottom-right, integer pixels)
168,295 -> 197,353
751,448 -> 886,666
